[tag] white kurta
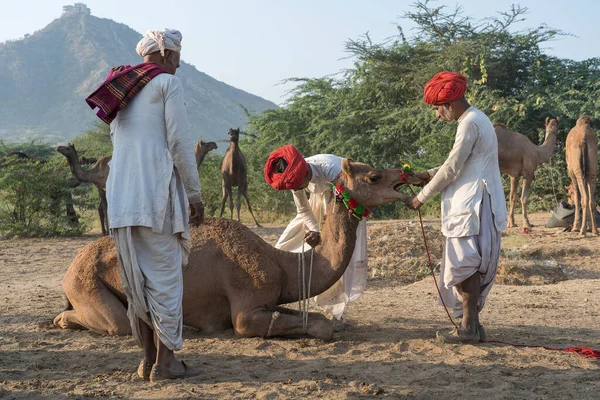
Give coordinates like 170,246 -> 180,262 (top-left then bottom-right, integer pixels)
107,73 -> 202,351
417,106 -> 507,316
275,154 -> 368,320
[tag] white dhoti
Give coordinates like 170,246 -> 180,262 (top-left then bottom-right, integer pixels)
438,188 -> 501,318
113,207 -> 189,351
275,191 -> 368,320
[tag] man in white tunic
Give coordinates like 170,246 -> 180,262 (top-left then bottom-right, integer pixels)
406,72 -> 507,343
96,29 -> 204,381
264,145 -> 368,327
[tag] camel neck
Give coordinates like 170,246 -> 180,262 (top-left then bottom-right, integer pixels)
537,128 -> 557,162
276,190 -> 360,304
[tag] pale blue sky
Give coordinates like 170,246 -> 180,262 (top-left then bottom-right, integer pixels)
1,1 -> 598,105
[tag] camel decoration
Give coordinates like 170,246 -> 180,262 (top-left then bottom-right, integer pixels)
495,117 -> 559,230
220,128 -> 261,227
57,141 -> 217,235
57,144 -> 111,236
565,116 -> 598,236
53,160 -> 425,339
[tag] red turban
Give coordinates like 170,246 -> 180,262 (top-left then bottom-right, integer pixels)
423,72 -> 467,105
264,145 -> 309,190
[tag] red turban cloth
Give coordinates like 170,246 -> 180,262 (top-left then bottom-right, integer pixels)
423,72 -> 467,105
264,145 -> 309,190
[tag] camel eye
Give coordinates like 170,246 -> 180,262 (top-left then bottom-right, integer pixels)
369,175 -> 381,183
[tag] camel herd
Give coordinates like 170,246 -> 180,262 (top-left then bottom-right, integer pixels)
3,114 -> 587,339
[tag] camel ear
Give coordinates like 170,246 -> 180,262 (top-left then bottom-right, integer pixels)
556,117 -> 560,122
200,140 -> 206,146
342,158 -> 354,178
545,117 -> 549,126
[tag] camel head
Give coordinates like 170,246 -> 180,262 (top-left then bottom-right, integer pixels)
545,116 -> 560,134
199,140 -> 218,152
228,128 -> 240,143
56,143 -> 77,158
577,115 -> 591,126
335,159 -> 424,209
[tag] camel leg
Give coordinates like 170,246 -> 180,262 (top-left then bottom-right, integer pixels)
228,186 -> 235,220
100,190 -> 109,236
576,177 -> 588,236
236,186 -> 243,223
242,184 -> 262,227
508,176 -> 519,228
571,178 -> 582,233
521,176 -> 533,229
587,181 -> 598,236
232,306 -> 334,340
219,184 -> 229,218
54,272 -> 130,335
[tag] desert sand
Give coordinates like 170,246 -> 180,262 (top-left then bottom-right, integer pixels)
1,213 -> 599,399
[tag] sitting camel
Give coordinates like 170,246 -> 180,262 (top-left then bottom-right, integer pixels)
495,117 -> 559,230
565,116 -> 598,236
220,128 -> 261,227
57,144 -> 111,236
53,160 -> 424,340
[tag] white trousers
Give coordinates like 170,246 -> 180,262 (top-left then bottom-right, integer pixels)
438,188 -> 501,318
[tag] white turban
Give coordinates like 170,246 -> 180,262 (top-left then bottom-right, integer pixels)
136,29 -> 182,57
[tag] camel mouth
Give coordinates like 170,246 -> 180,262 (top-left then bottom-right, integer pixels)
393,182 -> 406,192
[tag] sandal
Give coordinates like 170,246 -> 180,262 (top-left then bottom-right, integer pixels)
137,359 -> 153,380
149,360 -> 188,382
436,326 -> 481,344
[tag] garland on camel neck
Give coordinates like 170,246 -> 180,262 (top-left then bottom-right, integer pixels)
330,182 -> 370,220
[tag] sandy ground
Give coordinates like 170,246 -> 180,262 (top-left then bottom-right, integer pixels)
1,212 -> 599,399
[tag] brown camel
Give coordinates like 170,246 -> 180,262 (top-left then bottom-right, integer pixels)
194,140 -> 218,168
57,144 -> 111,236
53,160 -> 424,339
57,141 -> 215,235
495,117 -> 559,230
220,128 -> 261,227
565,116 -> 598,236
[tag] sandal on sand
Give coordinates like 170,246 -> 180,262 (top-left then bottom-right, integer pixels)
436,327 -> 481,344
455,320 -> 487,341
137,359 -> 153,380
150,360 -> 190,382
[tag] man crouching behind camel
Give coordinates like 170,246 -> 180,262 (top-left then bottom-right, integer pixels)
406,72 -> 507,343
85,29 -> 204,381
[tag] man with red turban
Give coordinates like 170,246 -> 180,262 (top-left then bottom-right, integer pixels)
407,72 -> 508,343
264,145 -> 369,328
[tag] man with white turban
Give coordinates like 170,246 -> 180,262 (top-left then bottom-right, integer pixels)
94,29 -> 204,381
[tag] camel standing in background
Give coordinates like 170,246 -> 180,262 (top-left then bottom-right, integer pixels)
220,128 -> 261,227
53,160 -> 425,339
565,116 -> 598,236
57,144 -> 111,236
58,141 -> 217,235
194,140 -> 218,169
495,117 -> 559,230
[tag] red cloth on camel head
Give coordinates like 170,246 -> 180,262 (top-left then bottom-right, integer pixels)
264,145 -> 309,190
423,72 -> 467,105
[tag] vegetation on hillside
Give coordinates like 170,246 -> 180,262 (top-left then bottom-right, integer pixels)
1,1 -> 599,237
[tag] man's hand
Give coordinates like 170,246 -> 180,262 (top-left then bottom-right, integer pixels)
405,196 -> 423,210
304,231 -> 321,248
189,202 -> 205,226
416,171 -> 431,185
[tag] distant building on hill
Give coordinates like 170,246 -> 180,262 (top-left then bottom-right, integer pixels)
62,3 -> 91,15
